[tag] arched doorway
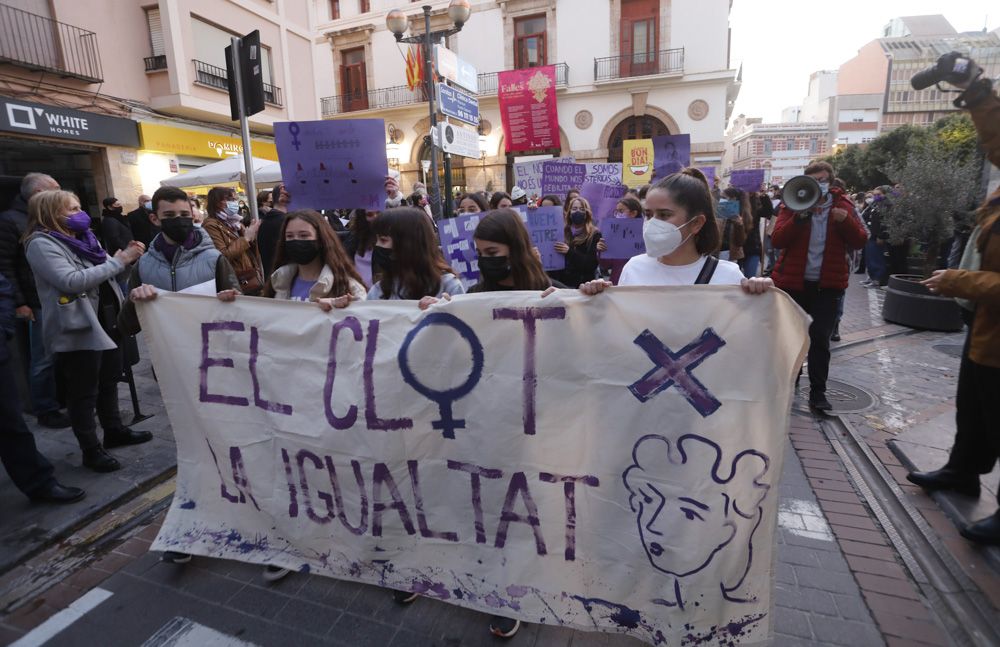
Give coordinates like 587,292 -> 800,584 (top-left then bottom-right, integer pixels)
417,139 -> 467,197
607,115 -> 670,163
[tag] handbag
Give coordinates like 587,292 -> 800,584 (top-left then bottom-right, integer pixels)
236,268 -> 263,295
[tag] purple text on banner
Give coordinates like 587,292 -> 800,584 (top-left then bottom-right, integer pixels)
580,181 -> 627,223
274,119 -> 387,211
514,206 -> 565,272
729,169 -> 766,193
541,161 -> 587,196
652,134 -> 690,181
600,217 -> 645,260
438,213 -> 483,286
513,156 -> 574,198
699,167 -> 717,187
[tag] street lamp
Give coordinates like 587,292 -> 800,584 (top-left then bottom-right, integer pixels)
386,1 -> 471,219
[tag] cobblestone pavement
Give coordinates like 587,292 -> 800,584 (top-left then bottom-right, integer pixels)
2,276 -> 997,646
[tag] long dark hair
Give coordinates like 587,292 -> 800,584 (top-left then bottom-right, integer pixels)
348,208 -> 377,253
473,209 -> 551,291
563,196 -> 599,245
456,192 -> 489,212
263,210 -> 363,297
207,186 -> 235,218
373,207 -> 453,299
650,169 -> 721,255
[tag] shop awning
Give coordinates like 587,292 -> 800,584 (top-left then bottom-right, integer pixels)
159,156 -> 282,188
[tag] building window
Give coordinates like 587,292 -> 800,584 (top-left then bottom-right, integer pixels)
145,8 -> 165,57
360,0 -> 369,12
514,15 -> 546,69
331,0 -> 340,19
607,115 -> 669,162
341,47 -> 368,111
621,0 -> 658,76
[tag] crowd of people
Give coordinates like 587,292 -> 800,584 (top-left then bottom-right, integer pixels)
0,67 -> 997,637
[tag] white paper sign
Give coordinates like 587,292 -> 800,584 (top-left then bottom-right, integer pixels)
141,289 -> 809,645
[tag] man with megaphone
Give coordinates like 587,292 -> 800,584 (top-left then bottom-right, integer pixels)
770,161 -> 868,412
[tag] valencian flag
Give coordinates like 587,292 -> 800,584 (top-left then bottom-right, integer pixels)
405,45 -> 423,91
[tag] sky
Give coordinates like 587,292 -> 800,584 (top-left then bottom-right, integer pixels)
728,0 -> 997,124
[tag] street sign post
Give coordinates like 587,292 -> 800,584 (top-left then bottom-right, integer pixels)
436,122 -> 480,159
225,30 -> 265,221
435,45 -> 478,94
437,83 -> 479,126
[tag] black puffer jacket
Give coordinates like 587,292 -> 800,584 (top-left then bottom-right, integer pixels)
0,195 -> 39,310
0,273 -> 14,364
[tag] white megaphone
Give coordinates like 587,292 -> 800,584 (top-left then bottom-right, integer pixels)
782,175 -> 822,213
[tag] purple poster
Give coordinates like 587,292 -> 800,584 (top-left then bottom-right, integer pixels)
438,213 -> 483,286
600,217 -> 645,260
730,169 -> 766,193
514,206 -> 566,272
580,181 -> 627,224
652,134 -> 690,181
274,119 -> 387,211
699,167 -> 717,187
541,160 -> 587,196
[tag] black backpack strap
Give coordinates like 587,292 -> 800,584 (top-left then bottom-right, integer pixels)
695,256 -> 719,285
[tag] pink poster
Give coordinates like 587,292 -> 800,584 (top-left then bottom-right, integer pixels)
499,66 -> 559,153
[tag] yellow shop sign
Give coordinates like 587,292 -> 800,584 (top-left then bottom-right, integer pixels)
138,123 -> 278,160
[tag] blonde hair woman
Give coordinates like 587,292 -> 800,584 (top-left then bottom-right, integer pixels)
23,190 -> 151,473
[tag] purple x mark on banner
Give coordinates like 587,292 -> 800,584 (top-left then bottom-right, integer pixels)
628,328 -> 726,417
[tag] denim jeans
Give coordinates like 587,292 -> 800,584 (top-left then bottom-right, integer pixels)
865,239 -> 887,284
29,310 -> 60,416
743,255 -> 761,278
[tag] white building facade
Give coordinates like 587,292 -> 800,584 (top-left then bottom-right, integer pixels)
313,0 -> 741,193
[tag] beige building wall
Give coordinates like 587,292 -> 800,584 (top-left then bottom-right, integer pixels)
837,41 -> 889,97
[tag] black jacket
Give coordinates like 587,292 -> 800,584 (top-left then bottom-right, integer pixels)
127,206 -> 159,247
100,210 -> 133,255
257,209 -> 287,279
0,195 -> 39,309
557,232 -> 603,288
0,273 -> 13,364
862,202 -> 887,241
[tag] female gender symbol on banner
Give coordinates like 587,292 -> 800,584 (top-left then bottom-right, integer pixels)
398,313 -> 484,439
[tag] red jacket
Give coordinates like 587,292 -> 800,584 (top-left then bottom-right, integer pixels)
770,187 -> 868,292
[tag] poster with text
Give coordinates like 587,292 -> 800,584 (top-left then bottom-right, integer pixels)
584,162 -> 624,186
499,66 -> 560,153
729,170 -> 766,193
623,139 -> 654,187
514,156 -> 575,199
439,213 -> 483,288
600,217 -> 645,260
651,134 -> 690,181
580,181 -> 627,223
275,119 -> 387,211
541,160 -> 587,195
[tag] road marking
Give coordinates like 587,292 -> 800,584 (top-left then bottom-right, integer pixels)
10,587 -> 113,647
778,498 -> 834,541
142,617 -> 259,646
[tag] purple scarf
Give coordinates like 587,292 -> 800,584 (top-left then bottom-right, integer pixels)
154,230 -> 199,264
47,230 -> 107,265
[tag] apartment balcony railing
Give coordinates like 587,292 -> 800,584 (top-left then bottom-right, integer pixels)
320,63 -> 569,117
192,59 -> 283,106
477,63 -> 569,96
594,48 -> 683,82
144,55 -> 167,72
0,3 -> 103,83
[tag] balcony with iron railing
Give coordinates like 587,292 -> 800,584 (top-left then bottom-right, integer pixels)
144,55 -> 167,72
594,48 -> 683,82
0,3 -> 103,83
320,63 -> 569,117
192,59 -> 283,107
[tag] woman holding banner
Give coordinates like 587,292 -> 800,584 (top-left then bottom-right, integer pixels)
366,208 -> 465,301
263,210 -> 367,310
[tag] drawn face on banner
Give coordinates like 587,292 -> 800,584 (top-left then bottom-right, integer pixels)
624,434 -> 769,580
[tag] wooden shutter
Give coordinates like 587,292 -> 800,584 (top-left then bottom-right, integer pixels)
146,8 -> 164,56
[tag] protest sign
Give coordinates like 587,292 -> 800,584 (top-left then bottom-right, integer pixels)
601,218 -> 645,259
439,213 -> 483,287
584,162 -> 623,186
513,156 -> 575,197
142,289 -> 808,645
623,139 -> 654,187
521,206 -> 566,272
699,166 -> 717,187
651,134 -> 690,181
274,119 -> 386,211
541,160 -> 587,196
730,169 -> 766,193
499,66 -> 559,153
579,181 -> 627,223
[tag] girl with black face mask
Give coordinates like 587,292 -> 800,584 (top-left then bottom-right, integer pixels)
465,209 -> 563,293
553,196 -> 605,288
263,210 -> 366,310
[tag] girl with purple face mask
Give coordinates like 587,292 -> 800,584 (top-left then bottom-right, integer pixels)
553,196 -> 606,288
22,190 -> 151,474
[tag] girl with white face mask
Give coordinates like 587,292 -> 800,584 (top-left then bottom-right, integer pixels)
579,169 -> 772,294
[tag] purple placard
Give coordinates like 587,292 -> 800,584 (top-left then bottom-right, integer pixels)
438,213 -> 483,286
541,160 -> 586,196
730,169 -> 766,193
652,134 -> 690,181
580,181 -> 627,223
600,217 -> 645,260
699,166 -> 717,187
514,206 -> 565,272
274,119 -> 387,211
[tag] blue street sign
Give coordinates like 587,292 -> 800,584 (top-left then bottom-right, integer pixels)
437,83 -> 479,127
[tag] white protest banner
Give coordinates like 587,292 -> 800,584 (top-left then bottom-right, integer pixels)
585,162 -> 624,186
513,156 -> 574,198
142,289 -> 809,646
